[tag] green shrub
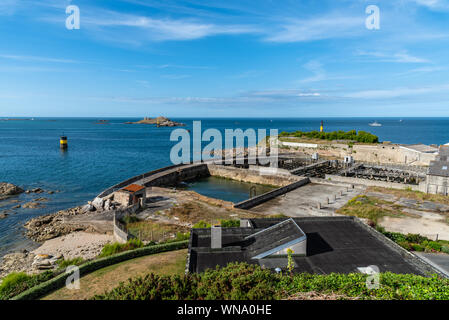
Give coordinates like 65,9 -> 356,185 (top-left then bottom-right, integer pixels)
92,262 -> 449,300
0,271 -> 54,300
279,130 -> 379,143
411,244 -> 425,252
220,219 -> 240,228
175,232 -> 190,241
57,257 -> 86,270
193,220 -> 211,229
13,241 -> 188,300
441,246 -> 449,254
405,234 -> 427,244
121,215 -> 140,224
99,239 -> 144,258
426,241 -> 442,252
398,241 -> 412,250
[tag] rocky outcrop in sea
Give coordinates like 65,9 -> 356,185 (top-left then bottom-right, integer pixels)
125,116 -> 186,127
23,206 -> 94,242
0,182 -> 24,200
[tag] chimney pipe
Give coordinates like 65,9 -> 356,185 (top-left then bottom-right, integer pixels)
211,226 -> 222,249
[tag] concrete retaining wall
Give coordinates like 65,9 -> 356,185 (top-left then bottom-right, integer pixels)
281,141 -> 318,149
234,177 -> 310,209
142,163 -> 209,187
113,213 -> 130,243
324,174 -> 425,191
207,164 -> 301,187
352,217 -> 448,278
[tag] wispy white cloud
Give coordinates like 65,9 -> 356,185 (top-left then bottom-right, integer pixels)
231,70 -> 264,79
344,83 -> 449,99
396,66 -> 445,76
89,88 -> 324,106
158,64 -> 213,69
0,54 -> 80,64
161,74 -> 192,79
69,9 -> 260,41
136,80 -> 151,88
355,50 -> 430,63
0,0 -> 19,15
265,14 -> 365,42
301,60 -> 326,83
409,0 -> 449,10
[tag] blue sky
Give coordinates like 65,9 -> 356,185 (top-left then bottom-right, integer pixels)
0,0 -> 449,117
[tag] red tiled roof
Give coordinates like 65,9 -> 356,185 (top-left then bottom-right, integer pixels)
122,184 -> 145,193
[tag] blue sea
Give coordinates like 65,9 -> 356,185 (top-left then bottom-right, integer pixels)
1,117 -> 449,256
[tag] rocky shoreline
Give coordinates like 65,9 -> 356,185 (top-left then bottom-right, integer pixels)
0,183 -> 114,280
23,206 -> 93,242
0,205 -> 113,280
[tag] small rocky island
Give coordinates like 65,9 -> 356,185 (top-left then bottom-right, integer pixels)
125,116 -> 186,127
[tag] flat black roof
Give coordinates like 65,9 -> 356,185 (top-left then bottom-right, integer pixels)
188,217 -> 438,276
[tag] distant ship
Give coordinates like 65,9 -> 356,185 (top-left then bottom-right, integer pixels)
369,121 -> 382,127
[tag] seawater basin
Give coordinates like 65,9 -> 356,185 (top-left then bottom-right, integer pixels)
183,176 -> 277,203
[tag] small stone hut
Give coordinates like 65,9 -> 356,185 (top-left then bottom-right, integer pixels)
114,184 -> 146,208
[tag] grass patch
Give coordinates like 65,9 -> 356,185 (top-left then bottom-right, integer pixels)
0,271 -> 55,300
193,220 -> 211,228
336,195 -> 401,224
43,249 -> 187,300
57,257 -> 86,270
220,219 -> 240,227
279,129 -> 379,144
368,187 -> 449,206
376,226 -> 449,254
127,220 -> 189,243
99,239 -> 144,258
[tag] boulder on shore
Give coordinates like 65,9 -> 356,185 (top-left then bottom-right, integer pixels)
0,183 -> 24,199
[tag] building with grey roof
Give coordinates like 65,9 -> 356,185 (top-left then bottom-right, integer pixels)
425,146 -> 449,195
187,217 -> 443,277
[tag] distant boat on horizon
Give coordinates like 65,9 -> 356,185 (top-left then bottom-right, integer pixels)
369,121 -> 382,127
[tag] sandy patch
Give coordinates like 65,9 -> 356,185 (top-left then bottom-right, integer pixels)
32,232 -> 114,260
379,216 -> 449,241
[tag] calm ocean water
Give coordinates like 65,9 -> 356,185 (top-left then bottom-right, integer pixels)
1,117 -> 449,256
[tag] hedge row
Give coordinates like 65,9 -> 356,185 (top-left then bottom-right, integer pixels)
12,240 -> 189,300
94,262 -> 449,300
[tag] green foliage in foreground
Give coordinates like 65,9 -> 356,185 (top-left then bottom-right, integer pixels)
12,241 -> 188,300
220,219 -> 240,227
99,239 -> 144,258
121,214 -> 140,224
0,271 -> 55,300
376,226 -> 449,254
56,257 -> 86,270
280,129 -> 379,144
92,263 -> 449,300
192,220 -> 211,228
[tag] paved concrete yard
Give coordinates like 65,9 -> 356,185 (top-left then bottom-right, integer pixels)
415,252 -> 449,277
251,183 -> 365,217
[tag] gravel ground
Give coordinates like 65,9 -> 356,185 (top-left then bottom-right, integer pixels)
32,232 -> 114,260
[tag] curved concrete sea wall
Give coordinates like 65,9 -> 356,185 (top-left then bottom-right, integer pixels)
234,177 -> 310,209
97,163 -> 186,198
